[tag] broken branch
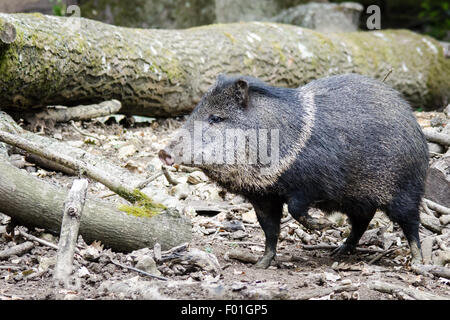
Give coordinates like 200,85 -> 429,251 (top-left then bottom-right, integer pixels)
424,199 -> 450,216
423,129 -> 450,147
0,241 -> 34,260
53,179 -> 89,287
368,280 -> 450,300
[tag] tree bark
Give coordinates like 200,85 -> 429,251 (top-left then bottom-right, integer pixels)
0,159 -> 192,252
0,13 -> 448,116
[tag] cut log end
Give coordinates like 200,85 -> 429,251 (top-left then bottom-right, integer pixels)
0,22 -> 16,44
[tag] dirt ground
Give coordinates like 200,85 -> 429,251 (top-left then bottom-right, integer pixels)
0,113 -> 449,300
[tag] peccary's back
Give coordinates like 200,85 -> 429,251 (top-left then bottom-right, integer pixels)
282,74 -> 429,205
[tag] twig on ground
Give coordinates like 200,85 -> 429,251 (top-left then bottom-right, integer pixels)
135,171 -> 164,190
421,201 -> 439,218
0,265 -> 22,271
70,120 -> 102,142
382,69 -> 393,82
161,165 -> 180,185
301,244 -> 385,254
0,241 -> 34,260
295,284 -> 359,300
368,246 -> 404,265
109,258 -> 168,281
411,264 -> 450,280
423,128 -> 450,147
223,241 -> 265,247
177,165 -> 201,173
18,230 -> 58,250
368,280 -> 450,300
424,199 -> 450,216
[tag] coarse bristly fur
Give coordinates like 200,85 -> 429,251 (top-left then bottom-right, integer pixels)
160,73 -> 429,269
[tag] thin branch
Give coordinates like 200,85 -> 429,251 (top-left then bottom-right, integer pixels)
424,199 -> 450,216
18,230 -> 58,250
161,165 -> 180,185
109,258 -> 168,281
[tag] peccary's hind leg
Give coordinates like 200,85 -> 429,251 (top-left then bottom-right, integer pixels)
288,194 -> 327,230
386,195 -> 423,265
331,206 -> 376,256
249,197 -> 283,269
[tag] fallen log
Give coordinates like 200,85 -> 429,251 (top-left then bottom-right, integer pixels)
0,159 -> 192,252
0,13 -> 449,116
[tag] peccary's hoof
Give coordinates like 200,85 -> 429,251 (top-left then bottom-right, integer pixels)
410,253 -> 424,266
255,257 -> 272,269
330,244 -> 355,257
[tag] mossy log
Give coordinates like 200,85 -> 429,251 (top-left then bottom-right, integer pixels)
0,13 -> 449,116
0,158 -> 192,252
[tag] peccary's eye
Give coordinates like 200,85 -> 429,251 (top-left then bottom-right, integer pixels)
208,115 -> 224,124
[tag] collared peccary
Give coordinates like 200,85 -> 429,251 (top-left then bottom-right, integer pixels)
159,73 -> 429,268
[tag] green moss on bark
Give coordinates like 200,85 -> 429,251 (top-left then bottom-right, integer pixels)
117,189 -> 167,218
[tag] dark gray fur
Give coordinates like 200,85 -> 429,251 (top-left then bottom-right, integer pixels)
160,73 -> 429,268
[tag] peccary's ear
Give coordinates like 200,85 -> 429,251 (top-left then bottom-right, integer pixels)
234,79 -> 249,108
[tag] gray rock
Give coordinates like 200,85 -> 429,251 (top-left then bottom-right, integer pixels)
428,142 -> 444,154
215,0 -> 278,23
271,2 -> 363,32
38,256 -> 56,272
81,246 -> 101,262
135,256 -> 162,276
170,183 -> 191,200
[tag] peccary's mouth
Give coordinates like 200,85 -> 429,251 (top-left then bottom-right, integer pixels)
158,149 -> 175,166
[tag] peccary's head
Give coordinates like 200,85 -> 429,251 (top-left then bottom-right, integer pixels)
159,74 -> 292,193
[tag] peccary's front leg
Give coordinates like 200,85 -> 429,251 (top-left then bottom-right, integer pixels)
249,197 -> 283,269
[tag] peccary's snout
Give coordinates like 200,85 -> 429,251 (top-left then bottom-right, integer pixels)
158,149 -> 175,166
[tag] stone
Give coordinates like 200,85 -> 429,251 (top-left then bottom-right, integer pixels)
135,256 -> 162,276
271,2 -> 364,32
